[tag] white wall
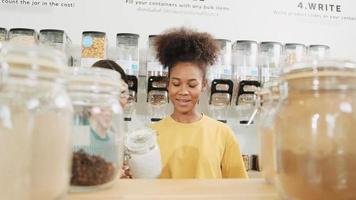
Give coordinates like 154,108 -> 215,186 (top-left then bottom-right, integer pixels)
1,0 -> 356,58
1,0 -> 356,154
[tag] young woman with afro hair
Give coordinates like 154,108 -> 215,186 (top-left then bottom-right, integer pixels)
150,28 -> 248,179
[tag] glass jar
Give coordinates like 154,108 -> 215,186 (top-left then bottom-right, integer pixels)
147,35 -> 165,77
259,41 -> 283,85
308,44 -> 330,60
8,28 -> 38,45
116,33 -> 139,77
232,40 -> 259,82
126,128 -> 162,178
274,59 -> 356,200
257,82 -> 280,184
68,67 -> 124,191
39,29 -> 73,66
207,39 -> 232,81
81,31 -> 107,66
0,44 -> 72,199
0,28 -> 7,42
284,43 -> 306,66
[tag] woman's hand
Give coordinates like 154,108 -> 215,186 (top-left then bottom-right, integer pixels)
120,162 -> 133,179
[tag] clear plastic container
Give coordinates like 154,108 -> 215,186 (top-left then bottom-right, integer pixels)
147,35 -> 165,77
284,43 -> 306,66
0,28 -> 7,41
0,44 -> 72,199
8,28 -> 38,45
259,41 -> 283,85
68,67 -> 124,191
232,40 -> 259,82
39,29 -> 73,66
274,59 -> 356,200
126,128 -> 162,178
116,33 -> 139,77
207,39 -> 232,81
308,44 -> 330,59
81,31 -> 107,66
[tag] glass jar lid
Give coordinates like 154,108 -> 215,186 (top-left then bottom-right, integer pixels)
0,44 -> 66,79
126,128 -> 157,154
281,59 -> 356,80
67,67 -> 121,94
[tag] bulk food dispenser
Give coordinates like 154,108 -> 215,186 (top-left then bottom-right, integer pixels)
39,29 -> 73,66
81,31 -> 107,66
232,40 -> 260,124
116,33 -> 140,125
146,35 -> 169,122
284,43 -> 307,66
259,42 -> 283,86
0,28 -> 7,42
8,28 -> 38,45
308,44 -> 330,59
207,39 -> 233,123
232,40 -> 260,170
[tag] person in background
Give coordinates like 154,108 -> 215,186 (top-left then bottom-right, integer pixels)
92,59 -> 129,108
92,59 -> 132,178
151,28 -> 248,178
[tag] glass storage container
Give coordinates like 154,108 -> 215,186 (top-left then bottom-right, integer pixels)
308,44 -> 330,60
8,28 -> 38,45
208,79 -> 234,122
0,44 -> 72,200
81,31 -> 107,66
284,43 -> 306,66
207,39 -> 232,81
147,35 -> 165,77
0,28 -> 7,42
126,128 -> 162,178
39,29 -> 73,66
232,40 -> 259,82
147,76 -> 168,122
68,67 -> 124,191
259,42 -> 283,85
274,59 -> 356,200
257,81 -> 280,184
116,33 -> 139,77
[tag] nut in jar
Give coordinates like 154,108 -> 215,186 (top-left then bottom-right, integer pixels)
81,31 -> 107,59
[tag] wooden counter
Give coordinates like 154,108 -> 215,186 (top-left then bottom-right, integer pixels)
68,179 -> 279,200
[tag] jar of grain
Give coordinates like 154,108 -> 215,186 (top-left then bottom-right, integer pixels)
0,28 -> 7,42
0,44 -> 72,200
81,31 -> 107,66
68,67 -> 124,191
8,28 -> 38,45
274,59 -> 356,200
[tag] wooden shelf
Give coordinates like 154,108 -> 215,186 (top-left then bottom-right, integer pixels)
68,178 -> 279,200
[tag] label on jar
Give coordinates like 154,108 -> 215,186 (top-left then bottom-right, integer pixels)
72,125 -> 90,146
82,36 -> 93,48
116,59 -> 139,76
147,61 -> 164,76
239,66 -> 259,80
81,58 -> 100,67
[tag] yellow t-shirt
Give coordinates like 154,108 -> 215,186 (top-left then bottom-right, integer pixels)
150,115 -> 248,179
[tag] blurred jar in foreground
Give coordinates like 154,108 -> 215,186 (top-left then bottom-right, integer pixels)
274,59 -> 356,200
68,67 -> 124,192
0,44 -> 72,200
0,44 -> 35,200
257,81 -> 280,184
